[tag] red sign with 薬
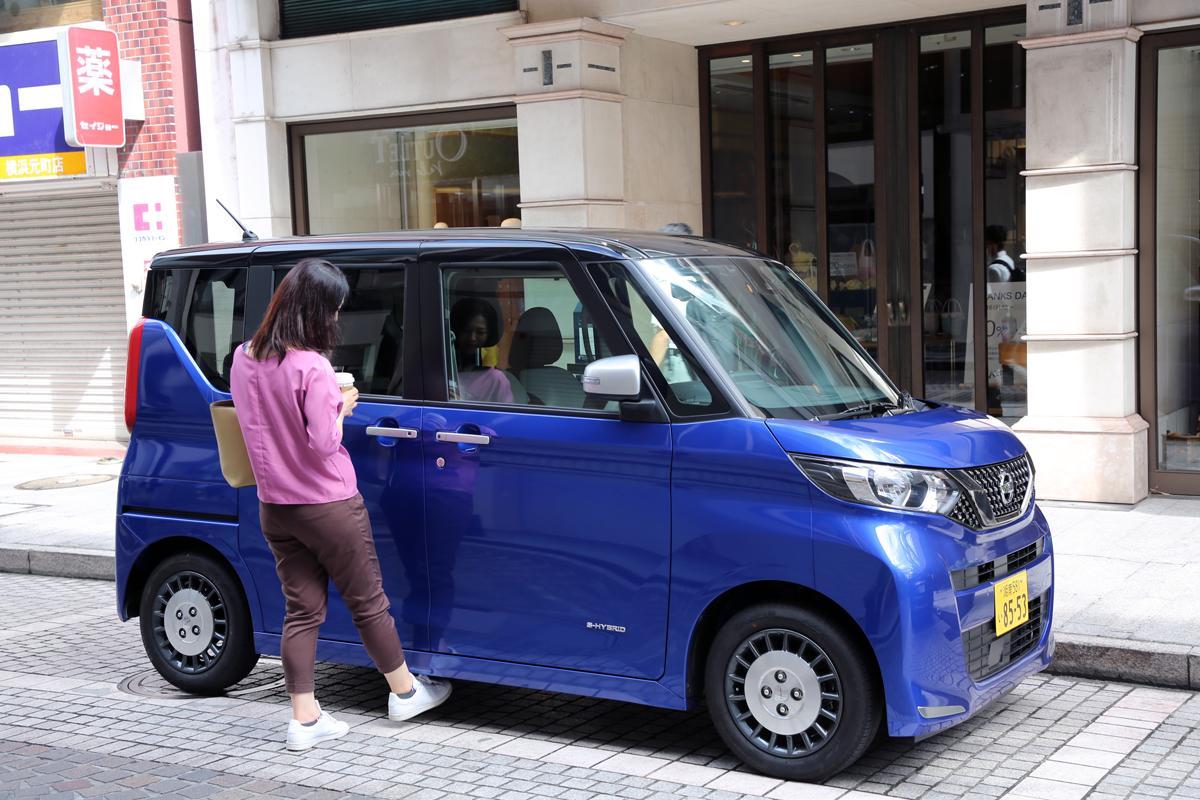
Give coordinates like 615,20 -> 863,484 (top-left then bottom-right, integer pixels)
59,26 -> 124,148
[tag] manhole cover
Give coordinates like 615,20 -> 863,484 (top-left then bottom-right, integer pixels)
118,661 -> 287,700
16,474 -> 116,490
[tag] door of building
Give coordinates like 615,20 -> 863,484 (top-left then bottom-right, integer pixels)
701,11 -> 1028,422
1139,29 -> 1200,495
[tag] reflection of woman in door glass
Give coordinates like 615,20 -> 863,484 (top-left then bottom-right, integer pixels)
451,298 -> 513,403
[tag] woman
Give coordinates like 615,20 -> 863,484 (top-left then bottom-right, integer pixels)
450,297 -> 513,403
230,258 -> 451,752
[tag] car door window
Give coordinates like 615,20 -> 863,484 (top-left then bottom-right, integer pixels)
441,265 -> 618,410
182,268 -> 246,391
274,266 -> 407,397
591,262 -> 727,416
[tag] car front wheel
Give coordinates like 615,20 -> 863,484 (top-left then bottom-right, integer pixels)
138,551 -> 258,695
705,603 -> 881,782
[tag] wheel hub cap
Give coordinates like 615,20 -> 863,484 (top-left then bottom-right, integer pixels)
164,588 -> 214,656
744,650 -> 823,735
724,628 -> 843,758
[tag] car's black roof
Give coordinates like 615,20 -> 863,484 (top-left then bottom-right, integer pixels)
151,228 -> 761,268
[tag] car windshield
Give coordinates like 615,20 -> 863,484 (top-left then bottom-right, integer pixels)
635,256 -> 901,420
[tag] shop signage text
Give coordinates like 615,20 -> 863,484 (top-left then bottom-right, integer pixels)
0,38 -> 85,181
59,26 -> 124,148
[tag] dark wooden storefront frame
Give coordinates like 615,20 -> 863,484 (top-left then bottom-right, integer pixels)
1138,26 -> 1200,496
698,7 -> 1024,410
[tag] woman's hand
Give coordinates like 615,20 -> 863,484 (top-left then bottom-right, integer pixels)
340,388 -> 360,418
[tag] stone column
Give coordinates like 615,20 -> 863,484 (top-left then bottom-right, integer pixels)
1012,0 -> 1147,503
192,0 -> 292,239
501,18 -> 630,227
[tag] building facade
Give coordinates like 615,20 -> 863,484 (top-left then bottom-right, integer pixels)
0,0 -> 202,443
176,0 -> 1200,503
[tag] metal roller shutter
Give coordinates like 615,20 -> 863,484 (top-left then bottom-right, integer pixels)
0,188 -> 127,443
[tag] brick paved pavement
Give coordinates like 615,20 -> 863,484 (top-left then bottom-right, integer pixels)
1,573 -> 1198,800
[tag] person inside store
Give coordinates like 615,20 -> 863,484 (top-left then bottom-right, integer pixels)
985,225 -> 1019,283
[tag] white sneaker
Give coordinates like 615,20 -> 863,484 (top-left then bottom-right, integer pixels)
388,675 -> 452,722
286,710 -> 350,751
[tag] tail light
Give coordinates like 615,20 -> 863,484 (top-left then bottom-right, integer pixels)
124,318 -> 146,433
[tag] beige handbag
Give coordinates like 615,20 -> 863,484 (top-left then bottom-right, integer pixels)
209,400 -> 256,488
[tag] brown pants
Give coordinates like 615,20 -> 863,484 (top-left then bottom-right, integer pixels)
260,493 -> 406,694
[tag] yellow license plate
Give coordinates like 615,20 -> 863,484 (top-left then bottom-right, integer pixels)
994,571 -> 1029,636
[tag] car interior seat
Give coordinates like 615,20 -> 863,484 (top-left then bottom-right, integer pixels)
509,306 -> 584,408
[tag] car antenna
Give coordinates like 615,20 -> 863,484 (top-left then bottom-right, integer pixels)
215,198 -> 259,242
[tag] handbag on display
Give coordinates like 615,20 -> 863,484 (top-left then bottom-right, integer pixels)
857,238 -> 876,280
209,400 -> 256,488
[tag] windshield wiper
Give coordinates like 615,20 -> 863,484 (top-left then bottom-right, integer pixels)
814,399 -> 912,421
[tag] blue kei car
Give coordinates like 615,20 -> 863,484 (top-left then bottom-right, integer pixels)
117,230 -> 1053,780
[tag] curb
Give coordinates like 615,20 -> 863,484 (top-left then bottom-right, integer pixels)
0,545 -> 114,581
1048,633 -> 1200,690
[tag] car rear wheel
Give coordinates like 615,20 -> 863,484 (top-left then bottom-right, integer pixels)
705,603 -> 881,781
139,552 -> 258,695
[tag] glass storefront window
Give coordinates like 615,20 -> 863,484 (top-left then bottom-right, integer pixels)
825,43 -> 877,359
1155,43 -> 1200,473
769,50 -> 818,290
0,0 -> 98,34
983,23 -> 1027,422
709,55 -> 758,250
919,31 -> 973,408
301,117 -> 519,234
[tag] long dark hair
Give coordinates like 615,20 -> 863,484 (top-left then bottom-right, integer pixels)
248,258 -> 348,362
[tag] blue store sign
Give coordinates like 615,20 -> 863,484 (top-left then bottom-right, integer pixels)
0,37 -> 86,181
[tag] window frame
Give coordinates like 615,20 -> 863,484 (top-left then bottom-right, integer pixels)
418,244 -> 664,419
178,267 -> 249,393
287,105 -> 519,236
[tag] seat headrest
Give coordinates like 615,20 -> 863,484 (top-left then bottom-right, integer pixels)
510,307 -> 564,371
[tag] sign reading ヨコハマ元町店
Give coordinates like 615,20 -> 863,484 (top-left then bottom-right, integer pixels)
58,26 -> 124,148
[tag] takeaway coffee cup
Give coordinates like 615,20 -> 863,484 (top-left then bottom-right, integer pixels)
335,372 -> 355,392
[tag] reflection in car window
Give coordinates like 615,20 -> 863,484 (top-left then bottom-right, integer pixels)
183,269 -> 246,392
633,256 -> 899,420
591,263 -> 720,414
274,266 -> 406,397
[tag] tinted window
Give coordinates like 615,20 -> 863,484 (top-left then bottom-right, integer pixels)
441,265 -> 619,411
274,266 -> 407,397
183,269 -> 247,392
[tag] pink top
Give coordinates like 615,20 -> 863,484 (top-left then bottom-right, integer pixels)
229,346 -> 357,505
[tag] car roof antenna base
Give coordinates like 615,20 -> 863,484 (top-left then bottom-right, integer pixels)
215,198 -> 259,242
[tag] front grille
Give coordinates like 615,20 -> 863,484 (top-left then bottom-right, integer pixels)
962,592 -> 1047,681
948,496 -> 983,529
952,537 -> 1044,590
964,455 -> 1032,521
948,454 -> 1033,529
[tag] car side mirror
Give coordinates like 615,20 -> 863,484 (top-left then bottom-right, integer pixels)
582,354 -> 641,400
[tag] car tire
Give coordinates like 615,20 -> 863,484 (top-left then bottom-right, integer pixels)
705,603 -> 881,782
139,551 -> 258,695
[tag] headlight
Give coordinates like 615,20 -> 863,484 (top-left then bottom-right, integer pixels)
793,456 -> 962,515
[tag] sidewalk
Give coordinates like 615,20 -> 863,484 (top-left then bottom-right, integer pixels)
0,449 -> 1196,690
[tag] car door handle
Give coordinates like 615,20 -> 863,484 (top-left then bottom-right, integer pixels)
436,431 -> 491,446
366,426 -> 419,440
